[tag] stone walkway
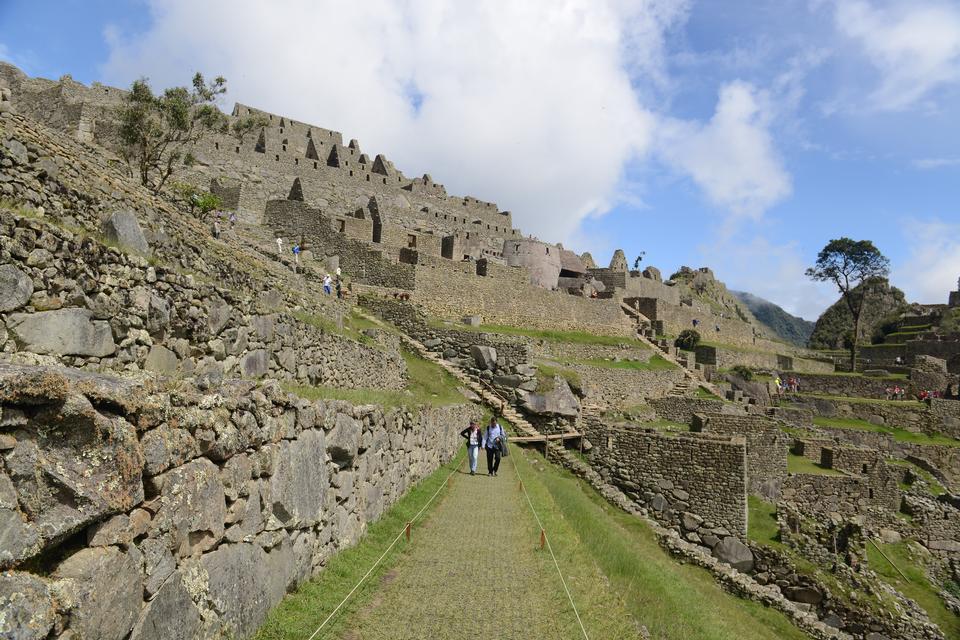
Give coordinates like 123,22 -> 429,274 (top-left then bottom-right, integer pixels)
337,457 -> 582,640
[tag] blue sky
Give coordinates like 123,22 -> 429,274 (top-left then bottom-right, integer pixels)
2,0 -> 959,319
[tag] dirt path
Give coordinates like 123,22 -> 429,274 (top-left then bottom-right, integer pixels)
337,456 -> 583,640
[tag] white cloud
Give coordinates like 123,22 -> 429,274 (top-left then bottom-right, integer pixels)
895,219 -> 960,303
913,157 -> 960,169
834,0 -> 960,111
98,0 -> 690,243
656,81 -> 792,220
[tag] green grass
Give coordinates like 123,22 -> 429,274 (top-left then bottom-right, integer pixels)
886,459 -> 948,495
525,452 -> 811,640
639,419 -> 690,433
253,453 -> 465,639
576,354 -> 678,371
812,416 -> 960,448
866,541 -> 960,638
464,322 -> 648,348
696,386 -> 723,400
535,362 -> 583,392
805,370 -> 907,380
787,453 -> 844,476
284,349 -> 466,408
747,495 -> 782,547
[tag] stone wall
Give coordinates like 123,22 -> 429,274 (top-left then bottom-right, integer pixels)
691,413 -> 789,499
796,373 -> 906,398
648,396 -> 742,424
582,415 -> 748,537
695,345 -> 834,374
780,468 -> 899,518
264,199 -> 415,290
413,258 -> 634,336
0,363 -> 481,640
0,214 -> 406,390
569,363 -> 684,410
902,495 -> 960,556
794,396 -> 960,439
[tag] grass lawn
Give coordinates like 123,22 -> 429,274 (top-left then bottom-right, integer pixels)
812,416 -> 960,448
787,453 -> 844,476
747,495 -> 782,547
467,322 -> 648,348
639,419 -> 690,433
253,452 -> 466,640
527,452 -> 811,640
696,386 -> 723,400
866,541 -> 960,638
535,362 -> 583,392
284,349 -> 466,408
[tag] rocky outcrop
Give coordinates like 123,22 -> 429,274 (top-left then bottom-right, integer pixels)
7,307 -> 117,357
101,209 -> 150,255
0,264 -> 32,312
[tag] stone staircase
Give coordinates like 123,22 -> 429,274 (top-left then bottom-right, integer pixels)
667,378 -> 695,397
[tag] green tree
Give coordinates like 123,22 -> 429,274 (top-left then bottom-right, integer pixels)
170,182 -> 222,216
117,73 -> 227,192
806,238 -> 890,371
675,329 -> 701,351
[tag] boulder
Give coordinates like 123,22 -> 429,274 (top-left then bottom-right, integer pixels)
240,349 -> 270,378
493,374 -> 524,388
269,430 -> 327,528
0,264 -> 33,312
2,394 -> 143,566
521,376 -> 580,417
143,344 -> 179,375
129,571 -> 202,640
54,546 -> 142,640
101,210 -> 150,255
470,345 -> 497,370
200,542 -> 289,639
711,536 -> 754,572
151,458 -> 225,556
7,308 -> 116,357
139,537 -> 175,598
0,571 -> 56,640
327,413 -> 360,467
784,585 -> 824,605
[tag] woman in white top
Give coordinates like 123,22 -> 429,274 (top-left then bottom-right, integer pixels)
459,421 -> 483,475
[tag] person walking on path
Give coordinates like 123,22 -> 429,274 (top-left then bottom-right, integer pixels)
323,273 -> 333,295
292,243 -> 301,272
212,218 -> 221,239
459,421 -> 483,475
483,416 -> 506,477
275,236 -> 284,259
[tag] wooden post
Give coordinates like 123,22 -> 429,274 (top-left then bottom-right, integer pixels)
405,522 -> 411,542
539,529 -> 546,550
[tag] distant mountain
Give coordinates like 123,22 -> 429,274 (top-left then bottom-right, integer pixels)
732,291 -> 815,347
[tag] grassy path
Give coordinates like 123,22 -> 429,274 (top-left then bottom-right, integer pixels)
335,453 -> 631,639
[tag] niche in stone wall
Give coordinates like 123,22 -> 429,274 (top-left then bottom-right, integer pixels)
306,138 -> 319,160
255,129 -> 266,153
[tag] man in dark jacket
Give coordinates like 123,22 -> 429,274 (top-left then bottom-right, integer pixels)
482,416 -> 506,477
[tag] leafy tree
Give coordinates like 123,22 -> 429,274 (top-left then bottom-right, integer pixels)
675,329 -> 701,351
806,238 -> 890,371
117,73 -> 227,192
170,182 -> 222,216
730,365 -> 754,381
231,114 -> 269,144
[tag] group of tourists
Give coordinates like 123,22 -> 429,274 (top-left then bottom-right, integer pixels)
774,375 -> 801,394
884,385 -> 908,400
210,209 -> 238,239
459,416 -> 508,476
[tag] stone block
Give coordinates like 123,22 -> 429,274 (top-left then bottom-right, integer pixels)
128,570 -> 202,640
711,536 -> 754,572
54,546 -> 142,640
7,308 -> 116,356
240,349 -> 270,378
143,344 -> 179,375
470,344 -> 497,370
269,430 -> 327,528
462,315 -> 482,327
0,264 -> 33,312
151,458 -> 225,556
101,209 -> 150,255
0,571 -> 56,640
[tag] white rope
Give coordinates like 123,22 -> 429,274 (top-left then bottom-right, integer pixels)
305,462 -> 459,640
510,454 -> 591,640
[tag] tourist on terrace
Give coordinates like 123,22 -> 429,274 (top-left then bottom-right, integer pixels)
323,274 -> 333,295
292,243 -> 301,272
460,421 -> 483,475
483,416 -> 506,477
275,236 -> 283,258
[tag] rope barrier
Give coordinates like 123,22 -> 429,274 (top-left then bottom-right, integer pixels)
510,453 -> 591,640
305,462 -> 459,640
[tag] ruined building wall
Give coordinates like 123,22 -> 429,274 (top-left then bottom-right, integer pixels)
0,364 -> 481,640
413,259 -> 634,336
582,415 -> 748,536
691,413 -> 789,499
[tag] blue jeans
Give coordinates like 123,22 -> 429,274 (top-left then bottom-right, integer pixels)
467,445 -> 479,473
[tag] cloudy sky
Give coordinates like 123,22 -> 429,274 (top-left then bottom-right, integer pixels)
2,0 -> 960,319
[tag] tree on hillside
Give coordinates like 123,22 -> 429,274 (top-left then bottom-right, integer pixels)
806,238 -> 890,371
117,73 -> 227,193
230,113 -> 269,144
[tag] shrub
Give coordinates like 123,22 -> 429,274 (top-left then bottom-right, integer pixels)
731,365 -> 754,381
675,329 -> 701,351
